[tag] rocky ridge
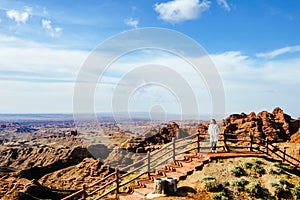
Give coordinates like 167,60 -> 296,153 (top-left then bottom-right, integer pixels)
196,107 -> 300,143
222,107 -> 300,142
119,122 -> 182,153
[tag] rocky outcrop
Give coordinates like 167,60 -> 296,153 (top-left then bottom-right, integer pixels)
0,145 -> 92,171
223,107 -> 300,142
197,123 -> 209,134
17,146 -> 93,180
39,157 -> 114,191
290,118 -> 300,143
0,177 -> 74,200
120,122 -> 182,153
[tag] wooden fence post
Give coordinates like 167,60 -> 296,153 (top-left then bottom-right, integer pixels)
265,138 -> 268,155
172,137 -> 176,162
147,151 -> 151,180
82,184 -> 86,200
249,134 -> 253,151
115,168 -> 119,199
283,147 -> 287,163
197,132 -> 200,154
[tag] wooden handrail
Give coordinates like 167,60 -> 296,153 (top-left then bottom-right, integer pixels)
62,131 -> 300,200
88,172 -> 116,188
120,156 -> 148,172
61,189 -> 84,200
176,134 -> 196,142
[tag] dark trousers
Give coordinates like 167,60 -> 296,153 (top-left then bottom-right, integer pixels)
211,141 -> 217,151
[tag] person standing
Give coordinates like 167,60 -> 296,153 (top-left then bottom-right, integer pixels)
208,119 -> 220,153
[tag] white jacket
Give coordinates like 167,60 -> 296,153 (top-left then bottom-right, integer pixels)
208,124 -> 220,143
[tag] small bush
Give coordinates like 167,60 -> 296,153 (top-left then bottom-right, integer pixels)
232,178 -> 248,191
212,193 -> 221,200
271,183 -> 279,187
202,176 -> 216,181
203,180 -> 223,192
254,159 -> 264,165
272,184 -> 285,197
274,162 -> 281,168
281,164 -> 295,172
244,162 -> 253,169
274,162 -> 294,173
246,182 -> 265,198
279,178 -> 294,188
292,188 -> 300,200
251,164 -> 265,176
269,168 -> 279,175
279,178 -> 289,185
211,190 -> 229,200
272,181 -> 294,199
231,166 -> 245,177
222,181 -> 230,187
276,167 -> 283,174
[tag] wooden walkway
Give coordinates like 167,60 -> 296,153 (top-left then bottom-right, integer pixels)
62,133 -> 299,200
116,151 -> 266,200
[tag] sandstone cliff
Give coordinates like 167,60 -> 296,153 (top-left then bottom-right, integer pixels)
222,107 -> 300,142
119,122 -> 188,153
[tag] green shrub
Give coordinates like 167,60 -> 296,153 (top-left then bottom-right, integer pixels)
274,162 -> 281,168
202,176 -> 216,181
269,168 -> 279,175
232,178 -> 248,191
254,159 -> 264,165
292,188 -> 300,200
222,181 -> 230,187
279,178 -> 294,188
211,190 -> 229,200
212,193 -> 222,200
274,162 -> 294,173
251,164 -> 265,176
244,162 -> 253,169
231,166 -> 245,177
271,183 -> 279,187
272,184 -> 285,197
203,180 -> 223,192
246,182 -> 265,198
281,164 -> 295,172
279,178 -> 289,185
276,167 -> 283,174
272,181 -> 294,199
219,190 -> 227,197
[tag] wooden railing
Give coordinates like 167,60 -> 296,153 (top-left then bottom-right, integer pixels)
62,132 -> 300,200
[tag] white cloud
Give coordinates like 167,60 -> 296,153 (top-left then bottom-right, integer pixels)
256,45 -> 300,59
0,35 -> 17,42
42,19 -> 62,37
211,51 -> 300,116
24,6 -> 33,13
1,34 -> 299,116
0,35 -> 89,113
0,34 -> 87,78
154,0 -> 211,23
94,49 -> 300,117
6,7 -> 32,23
42,19 -> 51,30
217,0 -> 231,11
124,18 -> 139,28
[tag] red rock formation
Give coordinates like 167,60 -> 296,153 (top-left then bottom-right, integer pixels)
223,107 -> 300,142
120,122 -> 180,153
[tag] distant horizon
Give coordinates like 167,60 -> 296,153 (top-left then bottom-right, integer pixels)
0,107 -> 299,121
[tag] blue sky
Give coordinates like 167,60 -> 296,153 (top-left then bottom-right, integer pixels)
0,0 -> 300,118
